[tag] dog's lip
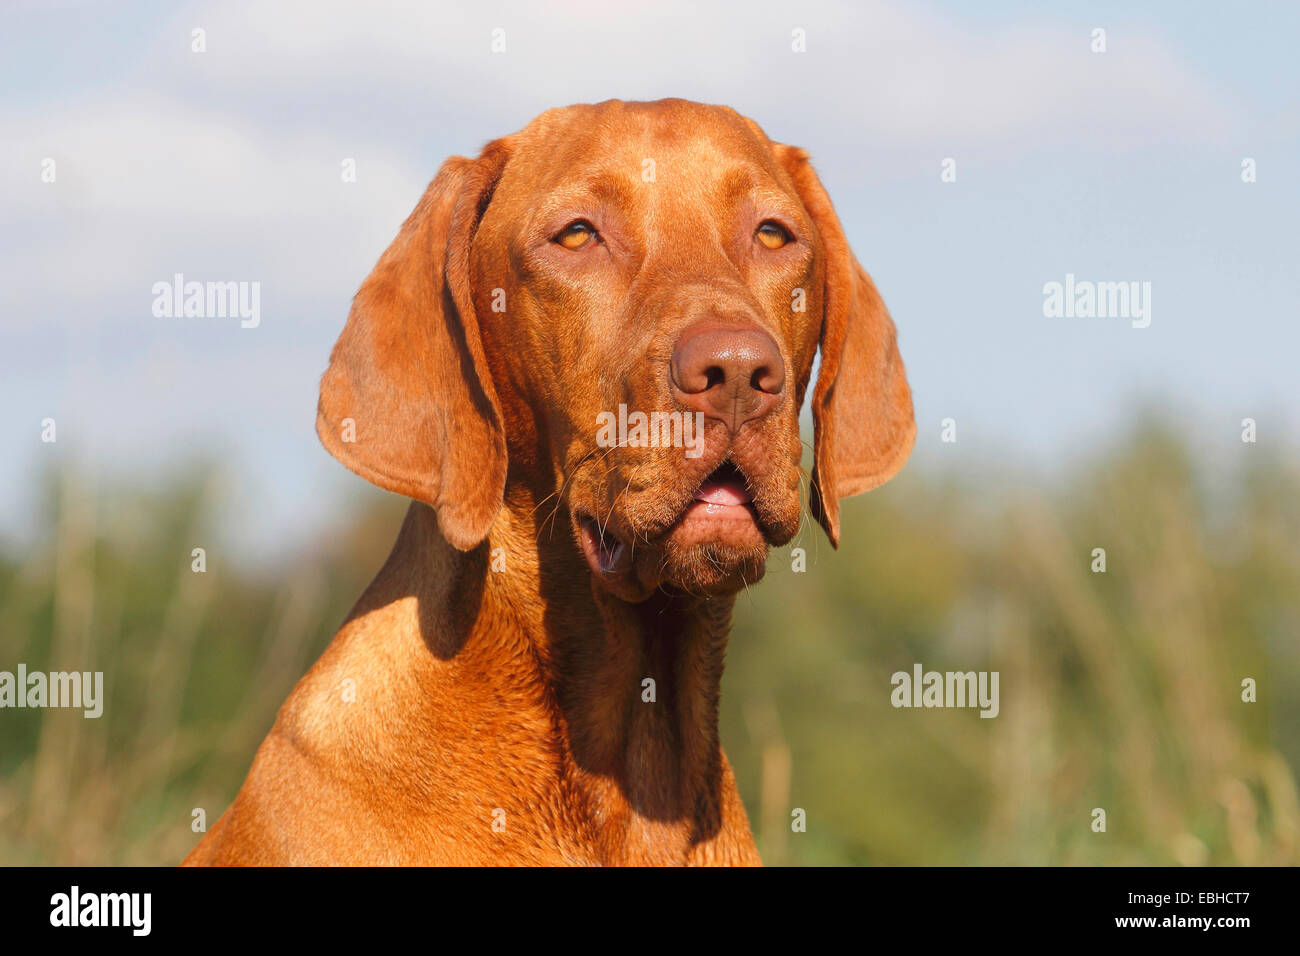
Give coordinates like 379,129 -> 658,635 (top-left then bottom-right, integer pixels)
671,460 -> 763,536
574,460 -> 777,575
692,462 -> 752,506
578,514 -> 628,576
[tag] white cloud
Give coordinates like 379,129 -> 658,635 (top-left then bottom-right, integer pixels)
1,0 -> 1240,319
160,0 -> 1240,149
0,95 -> 427,312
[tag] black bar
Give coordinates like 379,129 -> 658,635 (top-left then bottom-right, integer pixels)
0,866 -> 1287,941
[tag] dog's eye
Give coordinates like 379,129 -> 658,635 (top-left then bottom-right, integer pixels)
755,220 -> 791,250
554,220 -> 598,250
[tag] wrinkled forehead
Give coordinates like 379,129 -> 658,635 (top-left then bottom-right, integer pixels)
492,102 -> 800,223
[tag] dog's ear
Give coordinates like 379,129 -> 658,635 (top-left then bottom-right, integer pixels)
317,141 -> 511,550
775,145 -> 916,547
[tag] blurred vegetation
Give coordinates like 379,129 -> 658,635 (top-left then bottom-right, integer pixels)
1,419 -> 1297,865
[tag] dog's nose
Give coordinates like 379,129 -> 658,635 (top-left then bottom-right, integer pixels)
669,324 -> 785,433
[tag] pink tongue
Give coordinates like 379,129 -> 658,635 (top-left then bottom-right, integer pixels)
693,478 -> 751,506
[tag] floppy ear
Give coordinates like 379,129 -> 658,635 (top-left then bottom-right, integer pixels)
317,142 -> 511,550
776,146 -> 916,547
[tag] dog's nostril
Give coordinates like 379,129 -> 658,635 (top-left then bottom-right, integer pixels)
750,364 -> 782,394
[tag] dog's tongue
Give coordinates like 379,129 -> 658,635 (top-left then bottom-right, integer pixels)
693,476 -> 751,506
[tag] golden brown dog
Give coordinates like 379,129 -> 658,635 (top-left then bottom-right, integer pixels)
184,98 -> 914,866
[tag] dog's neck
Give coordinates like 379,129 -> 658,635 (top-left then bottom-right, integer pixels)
549,578 -> 736,858
378,499 -> 740,861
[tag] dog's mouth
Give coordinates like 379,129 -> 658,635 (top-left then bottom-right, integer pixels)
691,460 -> 752,507
578,514 -> 629,577
576,459 -> 770,598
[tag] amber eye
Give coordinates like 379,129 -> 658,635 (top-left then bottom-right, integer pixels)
756,220 -> 791,250
554,220 -> 598,250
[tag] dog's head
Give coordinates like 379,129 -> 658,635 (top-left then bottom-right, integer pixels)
318,99 -> 914,602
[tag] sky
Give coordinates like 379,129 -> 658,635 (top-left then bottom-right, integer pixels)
2,0 -> 1297,562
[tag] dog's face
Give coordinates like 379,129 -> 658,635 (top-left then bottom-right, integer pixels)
472,102 -> 819,598
317,99 -> 915,603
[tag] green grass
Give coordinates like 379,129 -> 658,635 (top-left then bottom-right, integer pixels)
2,419 -> 1297,865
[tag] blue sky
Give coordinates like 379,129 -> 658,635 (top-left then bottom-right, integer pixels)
3,0 -> 1297,562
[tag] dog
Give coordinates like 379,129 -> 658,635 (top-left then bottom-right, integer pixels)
183,98 -> 914,866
